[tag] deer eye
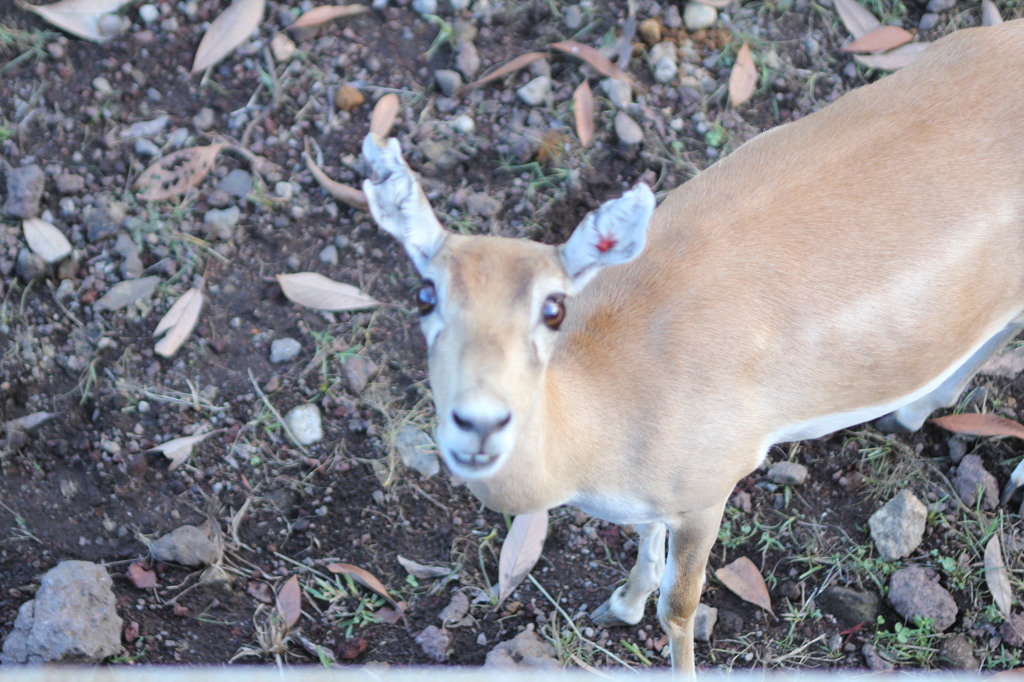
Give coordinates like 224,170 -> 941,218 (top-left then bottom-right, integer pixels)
542,294 -> 566,330
416,281 -> 437,315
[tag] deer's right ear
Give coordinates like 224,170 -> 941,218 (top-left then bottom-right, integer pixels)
362,134 -> 446,274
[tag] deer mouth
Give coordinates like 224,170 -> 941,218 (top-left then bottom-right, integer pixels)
445,448 -> 502,477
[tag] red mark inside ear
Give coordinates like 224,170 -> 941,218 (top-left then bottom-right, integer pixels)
595,233 -> 617,253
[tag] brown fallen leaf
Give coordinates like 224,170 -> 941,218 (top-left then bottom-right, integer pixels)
984,535 -> 1013,620
289,4 -> 368,30
126,562 -> 158,589
982,0 -> 1003,25
147,429 -> 217,471
550,41 -> 630,82
153,287 -> 205,358
277,574 -> 302,628
369,93 -> 400,138
23,217 -> 72,264
728,43 -> 757,107
931,412 -> 1024,440
841,25 -> 914,53
464,51 -> 551,90
16,0 -> 132,43
572,80 -> 595,148
833,0 -> 882,39
498,511 -> 548,605
715,556 -> 774,616
327,562 -> 399,608
276,272 -> 379,311
853,41 -> 929,71
303,140 -> 368,210
135,144 -> 225,201
191,0 -> 266,74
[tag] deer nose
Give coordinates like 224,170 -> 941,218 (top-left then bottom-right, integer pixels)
451,399 -> 512,442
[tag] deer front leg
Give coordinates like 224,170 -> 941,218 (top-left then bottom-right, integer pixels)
591,522 -> 667,626
658,503 -> 726,679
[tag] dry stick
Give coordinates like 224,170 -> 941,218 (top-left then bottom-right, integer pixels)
247,368 -> 312,458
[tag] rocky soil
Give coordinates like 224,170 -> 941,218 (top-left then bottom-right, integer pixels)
2,0 -> 1024,673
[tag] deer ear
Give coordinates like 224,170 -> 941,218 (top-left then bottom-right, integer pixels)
559,184 -> 656,290
362,133 -> 446,273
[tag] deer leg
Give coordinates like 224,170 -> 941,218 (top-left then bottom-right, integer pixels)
658,503 -> 725,679
591,522 -> 667,627
876,322 -> 1024,433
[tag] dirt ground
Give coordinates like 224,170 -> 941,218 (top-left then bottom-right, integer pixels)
2,0 -> 1024,673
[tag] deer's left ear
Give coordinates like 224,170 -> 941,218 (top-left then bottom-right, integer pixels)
559,184 -> 656,290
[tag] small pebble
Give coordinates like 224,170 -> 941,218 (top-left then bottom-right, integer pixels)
139,4 -> 160,23
270,337 -> 302,364
335,84 -> 365,111
614,112 -> 643,146
434,69 -> 463,97
563,4 -> 583,30
516,76 -> 551,107
411,0 -> 437,14
684,1 -> 717,31
284,404 -> 324,445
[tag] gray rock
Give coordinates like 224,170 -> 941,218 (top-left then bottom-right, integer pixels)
564,4 -> 583,30
887,566 -> 958,631
599,78 -> 632,109
434,69 -> 463,97
134,138 -> 160,157
16,249 -> 46,281
318,244 -> 339,265
455,39 -> 481,79
203,206 -> 241,241
56,173 -> 85,194
485,628 -> 558,668
151,524 -> 222,566
217,169 -> 252,198
466,192 -> 502,218
953,454 -> 999,509
396,426 -> 439,478
861,643 -> 894,672
516,76 -> 551,107
614,112 -> 643,146
768,461 -> 808,485
926,0 -> 956,12
270,337 -> 301,363
693,603 -> 717,642
284,403 -> 323,445
817,586 -> 881,628
868,488 -> 927,561
93,277 -> 160,312
947,436 -> 967,464
114,232 -> 144,279
341,354 -> 378,394
999,613 -> 1024,648
940,633 -> 979,670
664,4 -> 682,28
84,200 -> 127,242
412,0 -> 437,14
273,181 -> 294,201
193,107 -> 215,131
653,56 -> 678,84
438,591 -> 471,626
414,624 -> 451,662
683,1 -> 717,30
4,164 -> 45,218
919,12 -> 940,30
139,3 -> 160,23
449,0 -> 469,9
1,561 -> 122,664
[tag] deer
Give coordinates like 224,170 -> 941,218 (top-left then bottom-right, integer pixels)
361,20 -> 1024,677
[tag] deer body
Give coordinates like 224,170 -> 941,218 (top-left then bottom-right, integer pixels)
363,21 -> 1024,676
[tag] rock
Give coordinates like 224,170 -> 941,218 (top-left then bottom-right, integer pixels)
926,0 -> 956,12
134,138 -> 160,157
999,613 -> 1024,648
93,276 -> 160,312
953,454 -> 999,509
450,0 -> 469,9
693,603 -> 717,642
16,249 -> 46,281
414,625 -> 451,661
335,84 -> 365,111
516,76 -> 551,107
940,633 -> 979,670
319,244 -> 338,265
4,164 -> 45,218
274,181 -> 294,201
455,39 -> 481,79
614,112 -> 643,146
599,78 -> 632,109
434,69 -> 463,97
56,173 -> 85,194
947,436 -> 967,464
564,5 -> 583,30
683,1 -> 717,31
981,344 -> 1024,378
342,355 -> 378,394
817,586 -> 881,628
466,192 -> 502,218
919,12 -> 940,30
664,4 -> 682,28
396,426 -> 439,478
114,232 -> 144,279
151,525 -> 222,566
270,337 -> 301,363
452,114 -> 475,135
1,561 -> 122,664
84,200 -> 127,242
284,403 -> 324,445
868,488 -> 927,561
638,17 -> 662,44
438,591 -> 471,626
485,628 -> 558,668
768,461 -> 808,485
203,206 -> 241,241
217,169 -> 252,198
412,0 -> 437,14
193,107 -> 215,131
861,643 -> 894,672
887,566 -> 958,632
653,56 -> 678,84
139,3 -> 160,23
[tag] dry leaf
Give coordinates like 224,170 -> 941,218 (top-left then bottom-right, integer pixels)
16,0 -> 131,43
276,273 -> 379,311
135,144 -> 224,201
833,0 -> 882,39
397,555 -> 450,579
23,217 -> 72,264
498,511 -> 548,605
931,413 -> 1024,440
153,287 -> 205,358
303,141 -> 368,210
715,556 -> 774,615
191,0 -> 266,74
127,562 -> 158,589
853,41 -> 929,71
369,93 -> 400,139
729,43 -> 757,107
93,276 -> 161,312
465,51 -> 551,89
981,0 -> 1003,25
4,412 -> 53,431
289,4 -> 367,29
148,430 -> 216,471
327,562 -> 398,608
277,575 -> 302,628
841,25 -> 914,53
572,80 -> 594,148
985,535 -> 1014,620
550,41 -> 629,82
